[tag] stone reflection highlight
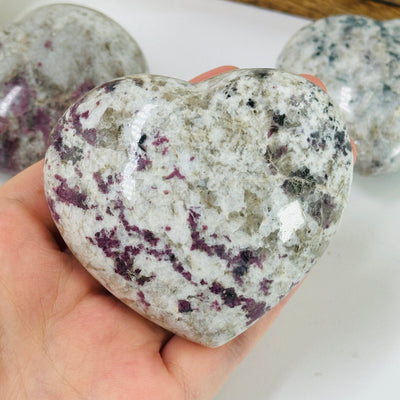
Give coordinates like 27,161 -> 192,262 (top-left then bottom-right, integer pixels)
44,69 -> 353,347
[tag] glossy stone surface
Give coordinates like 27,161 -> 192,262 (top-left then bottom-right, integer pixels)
0,4 -> 147,173
44,69 -> 353,347
277,15 -> 400,176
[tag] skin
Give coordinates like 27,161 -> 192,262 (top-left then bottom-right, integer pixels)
0,67 -> 350,400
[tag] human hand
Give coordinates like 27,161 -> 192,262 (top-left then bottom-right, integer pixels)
0,67 -> 330,400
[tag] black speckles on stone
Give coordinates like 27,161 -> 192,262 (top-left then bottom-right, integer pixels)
136,272 -> 155,286
342,15 -> 369,29
221,287 -> 241,308
388,51 -> 400,62
246,98 -> 256,108
52,118 -> 65,150
60,144 -> 84,164
372,159 -> 384,168
209,280 -> 267,324
329,52 -> 338,63
328,42 -> 338,63
334,130 -> 352,157
291,167 -> 316,181
138,134 -> 147,151
272,112 -> 286,126
383,83 -> 393,94
88,229 -> 148,282
101,80 -> 118,94
178,300 -> 193,313
223,81 -> 238,99
231,249 -> 263,284
313,44 -> 324,57
233,264 -> 248,279
281,167 -> 317,197
308,131 -> 327,152
252,69 -> 271,79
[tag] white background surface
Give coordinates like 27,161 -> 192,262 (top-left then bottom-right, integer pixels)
1,0 -> 399,399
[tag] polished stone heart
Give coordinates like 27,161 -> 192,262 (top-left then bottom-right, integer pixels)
44,69 -> 353,347
0,4 -> 146,173
277,15 -> 400,176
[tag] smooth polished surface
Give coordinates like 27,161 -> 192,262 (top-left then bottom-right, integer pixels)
1,0 -> 400,398
278,15 -> 400,175
0,4 -> 146,173
44,69 -> 353,346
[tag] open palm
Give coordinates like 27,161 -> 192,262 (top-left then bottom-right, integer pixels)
0,161 -> 291,400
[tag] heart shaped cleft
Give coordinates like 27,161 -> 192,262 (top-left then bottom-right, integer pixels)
0,4 -> 147,173
277,15 -> 400,176
44,69 -> 353,347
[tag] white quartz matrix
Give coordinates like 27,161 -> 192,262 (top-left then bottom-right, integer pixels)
277,15 -> 400,175
0,4 -> 147,173
44,69 -> 353,347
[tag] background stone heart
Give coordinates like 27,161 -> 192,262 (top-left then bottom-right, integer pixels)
277,15 -> 400,176
0,4 -> 146,173
44,69 -> 353,347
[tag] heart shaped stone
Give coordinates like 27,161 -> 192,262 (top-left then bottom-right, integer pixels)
277,15 -> 400,176
44,69 -> 353,347
0,4 -> 146,173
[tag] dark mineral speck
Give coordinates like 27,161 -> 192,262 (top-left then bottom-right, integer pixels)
178,300 -> 193,313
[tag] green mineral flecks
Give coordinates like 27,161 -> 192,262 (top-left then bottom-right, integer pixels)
278,14 -> 400,175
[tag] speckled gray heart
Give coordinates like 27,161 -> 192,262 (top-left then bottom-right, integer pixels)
44,69 -> 353,347
0,4 -> 146,173
278,15 -> 400,175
